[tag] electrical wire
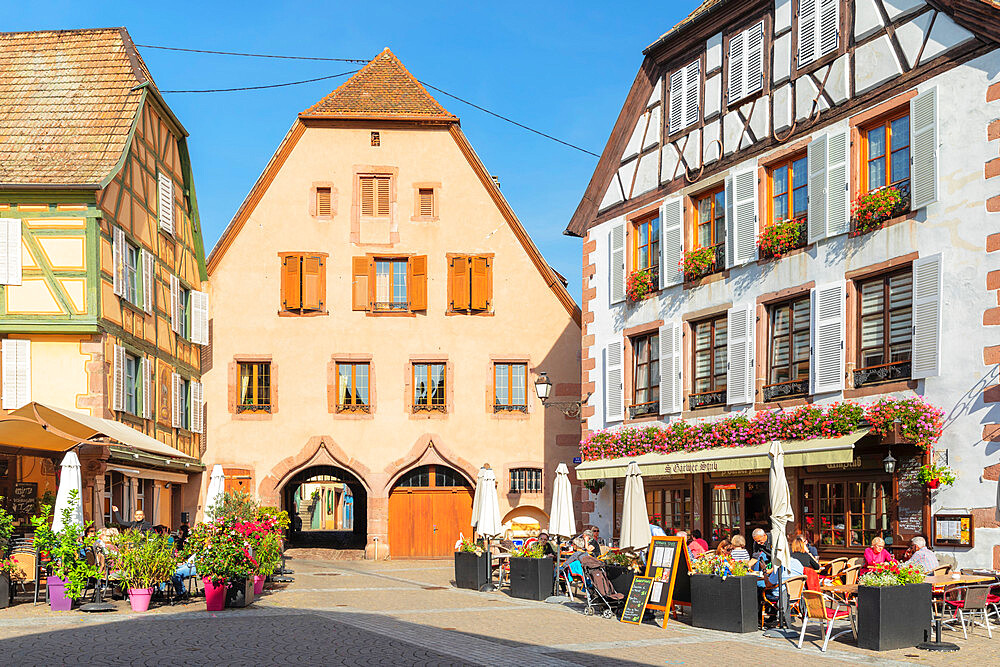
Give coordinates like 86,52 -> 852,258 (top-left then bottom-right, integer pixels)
158,70 -> 359,94
135,43 -> 369,63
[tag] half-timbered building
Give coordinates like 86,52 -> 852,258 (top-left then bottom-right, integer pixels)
0,28 -> 208,529
570,1 -> 1000,566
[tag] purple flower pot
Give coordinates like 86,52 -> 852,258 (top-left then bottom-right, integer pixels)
47,576 -> 73,612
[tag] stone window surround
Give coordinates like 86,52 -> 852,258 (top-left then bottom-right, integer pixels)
309,181 -> 338,220
228,354 -> 276,421
754,281 -> 815,410
406,354 -> 453,419
410,181 -> 441,222
488,354 -> 532,421
622,320 -> 663,425
328,353 -> 376,420
681,302 -> 731,417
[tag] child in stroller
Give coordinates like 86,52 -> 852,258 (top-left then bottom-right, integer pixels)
559,552 -> 625,618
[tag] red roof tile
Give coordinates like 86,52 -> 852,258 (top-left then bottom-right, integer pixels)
301,48 -> 456,122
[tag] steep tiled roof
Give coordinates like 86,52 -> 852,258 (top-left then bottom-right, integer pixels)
300,48 -> 457,122
0,27 -> 150,186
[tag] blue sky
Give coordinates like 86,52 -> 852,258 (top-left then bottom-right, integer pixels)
10,1 -> 695,302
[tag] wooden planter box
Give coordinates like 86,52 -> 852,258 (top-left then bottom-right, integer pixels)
225,578 -> 254,608
509,556 -> 554,601
604,564 -> 635,597
690,574 -> 759,633
454,551 -> 490,590
856,583 -> 932,651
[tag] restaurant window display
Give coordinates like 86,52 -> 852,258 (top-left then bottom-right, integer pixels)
801,479 -> 892,549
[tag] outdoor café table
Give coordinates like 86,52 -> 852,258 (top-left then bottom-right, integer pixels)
821,583 -> 858,607
923,574 -> 995,587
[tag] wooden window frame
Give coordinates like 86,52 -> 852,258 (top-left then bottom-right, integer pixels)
509,467 -> 543,494
764,296 -> 810,396
690,314 -> 728,405
791,0 -> 851,79
631,213 -> 660,274
412,362 -> 447,413
766,152 -> 809,226
859,109 -> 911,196
373,257 -> 409,312
237,361 -> 272,413
855,268 -> 913,381
630,331 -> 659,418
800,477 -> 893,550
493,362 -> 528,413
692,185 -> 726,250
359,174 -> 392,218
646,485 -> 693,534
335,361 -> 370,413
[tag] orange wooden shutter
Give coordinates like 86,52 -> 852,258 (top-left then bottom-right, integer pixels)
450,256 -> 469,311
317,188 -> 331,216
352,257 -> 370,311
360,177 -> 374,216
409,255 -> 427,311
301,255 -> 324,311
418,188 -> 434,217
376,176 -> 391,216
470,256 -> 490,311
282,255 -> 302,310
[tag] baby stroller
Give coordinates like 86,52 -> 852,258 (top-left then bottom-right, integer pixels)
559,553 -> 625,619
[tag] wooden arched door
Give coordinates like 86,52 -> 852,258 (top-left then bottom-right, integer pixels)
389,465 -> 473,559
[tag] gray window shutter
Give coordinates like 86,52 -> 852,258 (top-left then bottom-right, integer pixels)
141,249 -> 154,314
910,87 -> 938,211
0,219 -> 22,286
113,344 -> 125,412
668,68 -> 684,135
725,176 -> 735,268
191,381 -> 204,434
807,134 -> 828,243
744,22 -> 765,99
170,275 -> 181,334
142,356 -> 153,419
911,254 -> 942,379
797,0 -> 819,67
158,172 -> 174,235
728,28 -> 745,103
1,338 -> 30,409
659,323 -> 683,415
726,304 -> 755,405
826,131 -> 850,237
660,197 -> 684,288
819,0 -> 840,58
732,168 -> 758,265
609,222 -> 626,305
605,339 -> 624,422
810,281 -> 845,394
112,227 -> 125,297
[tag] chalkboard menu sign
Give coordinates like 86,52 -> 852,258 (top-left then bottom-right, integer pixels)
896,456 -> 924,538
12,482 -> 37,517
620,576 -> 653,625
643,536 -> 692,628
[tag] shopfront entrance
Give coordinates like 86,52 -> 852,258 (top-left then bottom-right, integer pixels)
706,478 -> 769,542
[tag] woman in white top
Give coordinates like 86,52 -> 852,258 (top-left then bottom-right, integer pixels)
729,534 -> 751,561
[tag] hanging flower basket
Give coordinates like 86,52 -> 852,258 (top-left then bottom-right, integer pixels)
917,463 -> 956,489
758,218 -> 806,259
626,268 -> 656,302
682,247 -> 717,281
582,479 -> 606,495
851,186 -> 907,236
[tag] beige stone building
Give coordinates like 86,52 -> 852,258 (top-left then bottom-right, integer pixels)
203,50 -> 582,557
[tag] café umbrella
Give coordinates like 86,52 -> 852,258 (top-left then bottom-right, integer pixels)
51,451 -> 84,533
620,460 -> 652,551
472,466 -> 502,538
548,463 -> 576,596
766,439 -> 795,636
204,464 -> 226,521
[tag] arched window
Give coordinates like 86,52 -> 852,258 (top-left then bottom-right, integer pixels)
395,464 -> 469,489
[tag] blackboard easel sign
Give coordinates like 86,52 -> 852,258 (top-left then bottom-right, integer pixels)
619,575 -> 653,625
11,482 -> 36,517
643,535 -> 692,628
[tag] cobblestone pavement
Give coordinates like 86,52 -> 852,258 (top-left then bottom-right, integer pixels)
1,556 -> 997,665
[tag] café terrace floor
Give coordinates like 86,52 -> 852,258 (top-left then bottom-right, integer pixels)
0,556 -> 994,666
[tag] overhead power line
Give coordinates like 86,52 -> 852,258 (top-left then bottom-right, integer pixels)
158,70 -> 359,94
135,43 -> 369,63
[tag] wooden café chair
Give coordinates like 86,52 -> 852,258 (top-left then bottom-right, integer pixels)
932,564 -> 953,576
797,590 -> 856,652
762,575 -> 808,626
9,550 -> 44,605
841,565 -> 862,586
824,558 -> 848,580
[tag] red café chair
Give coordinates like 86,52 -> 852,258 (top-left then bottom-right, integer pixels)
803,567 -> 821,591
797,590 -> 855,652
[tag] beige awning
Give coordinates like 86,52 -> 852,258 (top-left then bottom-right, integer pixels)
575,430 -> 868,480
106,464 -> 189,484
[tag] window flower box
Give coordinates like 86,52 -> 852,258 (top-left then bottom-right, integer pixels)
851,184 -> 909,236
758,218 -> 806,259
682,246 -> 720,281
626,267 -> 657,302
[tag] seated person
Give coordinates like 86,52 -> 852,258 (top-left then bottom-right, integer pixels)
862,536 -> 896,574
715,538 -> 732,556
691,529 -> 709,553
171,553 -> 197,597
649,522 -> 667,537
591,526 -> 605,549
729,534 -> 751,561
759,555 -> 805,623
676,530 -> 706,558
903,536 -> 939,573
794,530 -> 819,559
748,528 -> 772,565
790,535 -> 820,570
536,532 -> 557,558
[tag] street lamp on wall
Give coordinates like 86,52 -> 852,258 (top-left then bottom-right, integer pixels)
534,372 -> 591,418
883,450 -> 897,475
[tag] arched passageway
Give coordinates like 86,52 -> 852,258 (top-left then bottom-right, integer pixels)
282,465 -> 367,549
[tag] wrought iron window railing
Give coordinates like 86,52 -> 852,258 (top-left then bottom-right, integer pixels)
412,403 -> 447,413
689,389 -> 726,409
853,360 -> 911,388
372,301 -> 409,312
494,403 -> 528,413
761,378 -> 809,402
628,402 -> 658,419
236,403 -> 272,413
336,403 -> 371,414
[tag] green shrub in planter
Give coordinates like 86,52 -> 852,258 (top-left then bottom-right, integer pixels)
29,491 -> 99,601
109,530 -> 179,590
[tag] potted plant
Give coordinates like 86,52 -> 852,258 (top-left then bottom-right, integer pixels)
626,267 -> 656,302
0,558 -> 20,609
758,218 -> 806,259
855,561 -> 932,650
689,554 -> 757,633
109,530 -> 178,612
582,479 -> 605,495
186,517 -> 244,611
917,463 -> 956,490
681,246 -> 716,281
454,537 -> 490,590
508,542 -> 554,601
29,491 -> 99,612
851,185 -> 905,236
0,498 -> 14,555
233,513 -> 283,596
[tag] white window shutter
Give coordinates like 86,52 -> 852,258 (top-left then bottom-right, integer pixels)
141,249 -> 154,314
112,227 -> 125,297
684,60 -> 701,129
811,281 -> 845,394
660,197 -> 684,288
818,0 -> 839,58
807,133 -> 828,243
798,0 -> 819,66
726,304 -> 755,405
911,254 -> 942,379
826,131 -> 850,237
728,29 -> 745,103
659,323 -> 683,415
170,275 -> 180,334
191,291 -> 209,345
732,168 -> 758,265
2,339 -> 30,409
725,176 -> 735,268
668,69 -> 684,135
158,172 -> 174,235
142,356 -> 153,419
910,87 -> 938,211
744,22 -> 764,98
605,339 -> 624,422
609,222 -> 626,305
0,219 -> 22,286
171,372 -> 183,428
112,344 -> 125,412
191,381 -> 204,434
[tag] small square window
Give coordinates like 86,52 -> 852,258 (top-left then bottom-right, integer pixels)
371,131 -> 380,146
316,187 -> 331,216
510,468 -> 542,493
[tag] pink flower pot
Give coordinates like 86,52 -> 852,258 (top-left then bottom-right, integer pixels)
253,574 -> 265,596
47,576 -> 72,611
203,577 -> 228,612
128,587 -> 154,612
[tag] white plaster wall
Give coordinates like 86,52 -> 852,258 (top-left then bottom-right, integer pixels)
586,51 -> 1000,565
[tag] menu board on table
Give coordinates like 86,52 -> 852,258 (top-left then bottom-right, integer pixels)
11,482 -> 36,517
619,576 -> 653,625
896,456 -> 925,538
643,536 -> 692,628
